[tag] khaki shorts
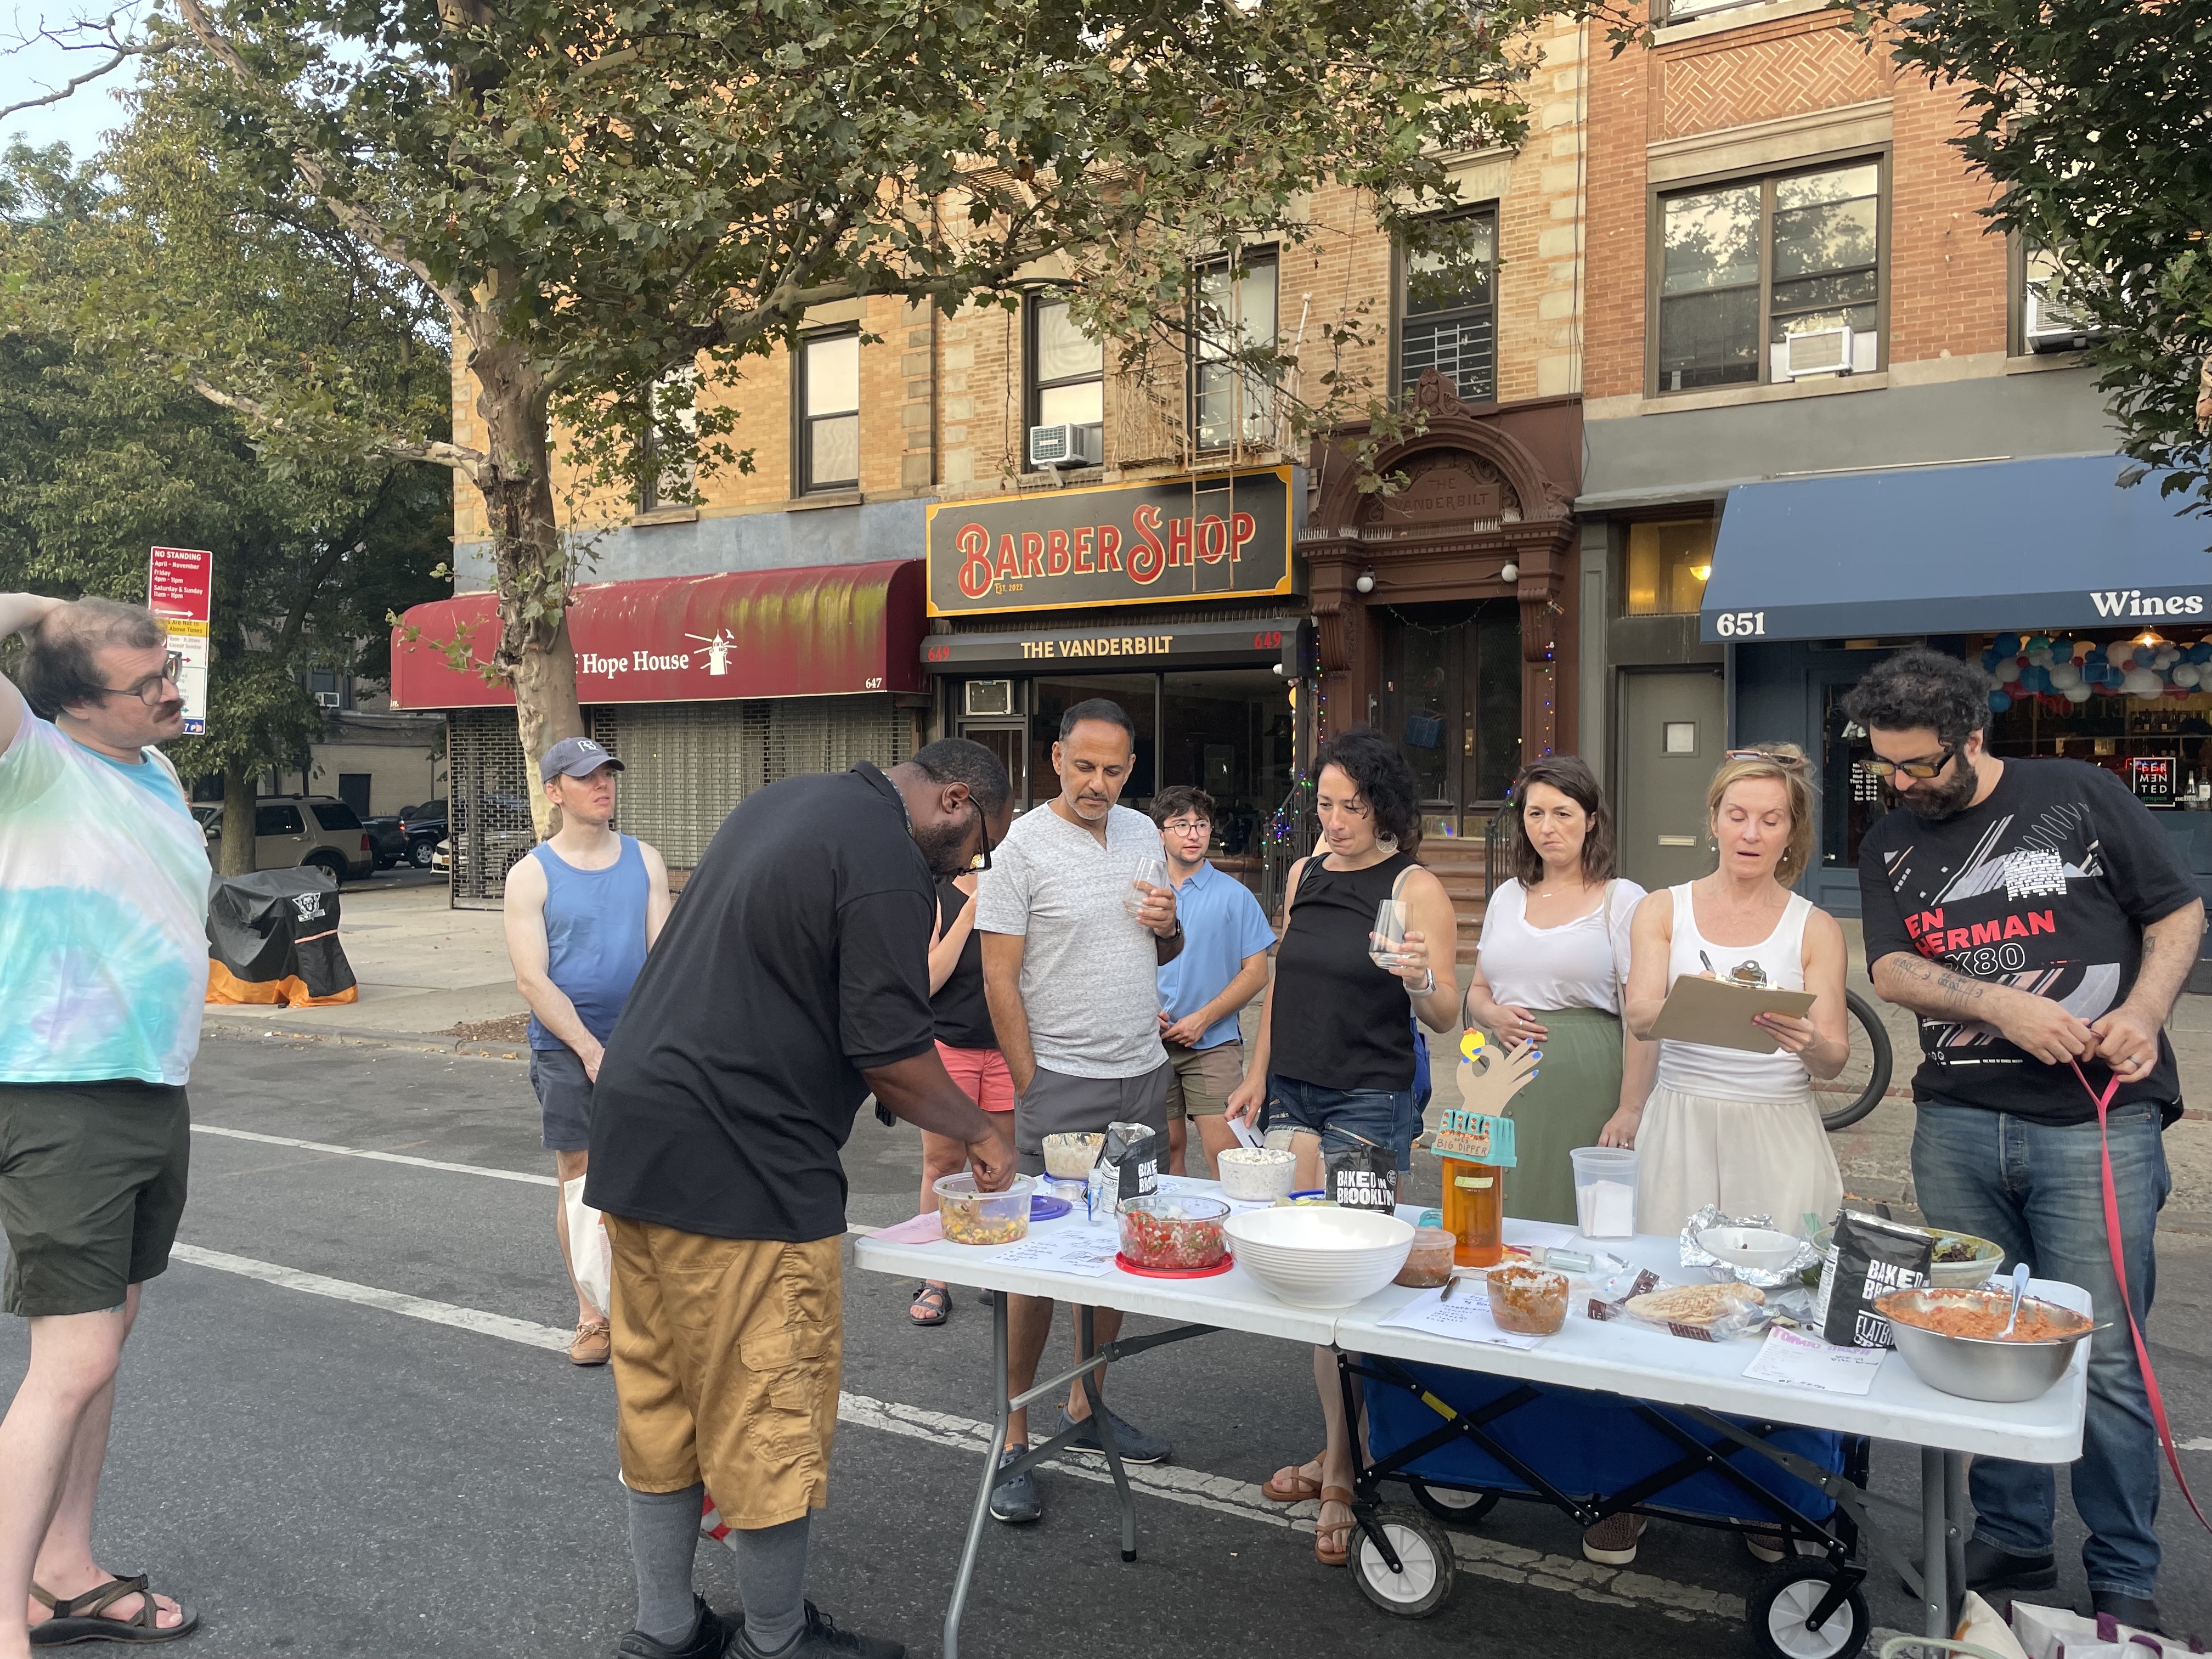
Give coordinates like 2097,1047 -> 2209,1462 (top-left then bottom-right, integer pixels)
606,1217 -> 842,1529
1163,1042 -> 1244,1121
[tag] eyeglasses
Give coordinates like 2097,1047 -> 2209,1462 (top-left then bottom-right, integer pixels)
1860,744 -> 1956,781
1725,748 -> 1809,769
97,651 -> 186,706
966,800 -> 998,872
1160,817 -> 1211,834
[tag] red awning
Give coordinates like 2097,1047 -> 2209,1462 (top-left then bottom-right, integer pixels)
388,560 -> 927,709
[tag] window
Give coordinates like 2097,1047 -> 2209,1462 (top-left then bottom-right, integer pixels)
2017,241 -> 2104,353
255,804 -> 304,836
1398,211 -> 1497,403
1028,292 -> 1104,443
1624,519 -> 1716,615
1191,251 -> 1278,450
1661,0 -> 1765,19
797,331 -> 860,493
1656,160 -> 1882,393
639,368 -> 699,513
312,802 -> 363,831
306,667 -> 352,709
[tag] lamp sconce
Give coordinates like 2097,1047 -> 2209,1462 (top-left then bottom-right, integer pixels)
1499,561 -> 1520,585
1355,569 -> 1376,594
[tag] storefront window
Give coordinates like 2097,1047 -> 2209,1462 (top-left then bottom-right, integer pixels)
1624,520 -> 1715,616
1976,630 -> 2212,805
1821,688 -> 1886,869
1030,675 -> 1158,809
1161,669 -> 1295,858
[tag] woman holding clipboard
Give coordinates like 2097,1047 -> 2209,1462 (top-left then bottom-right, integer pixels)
1613,744 -> 1850,1238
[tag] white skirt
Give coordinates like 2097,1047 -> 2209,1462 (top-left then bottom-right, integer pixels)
1634,1083 -> 1843,1238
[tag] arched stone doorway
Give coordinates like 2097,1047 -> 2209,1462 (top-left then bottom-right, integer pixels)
1301,371 -> 1581,837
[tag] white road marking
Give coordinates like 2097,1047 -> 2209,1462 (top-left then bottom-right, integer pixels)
191,1124 -> 559,1187
171,1242 -> 1737,1624
2181,1436 -> 2212,1453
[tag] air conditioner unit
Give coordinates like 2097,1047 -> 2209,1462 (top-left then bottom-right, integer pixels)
314,691 -> 342,708
963,680 -> 1016,718
1781,325 -> 1854,379
2024,281 -> 2104,353
1028,422 -> 1102,471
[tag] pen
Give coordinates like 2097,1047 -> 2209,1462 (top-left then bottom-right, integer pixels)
1699,950 -> 1714,974
1440,1273 -> 1459,1304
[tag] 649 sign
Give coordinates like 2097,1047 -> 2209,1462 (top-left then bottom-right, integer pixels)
924,466 -> 1294,617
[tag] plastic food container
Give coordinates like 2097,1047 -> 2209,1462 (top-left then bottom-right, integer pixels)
1216,1146 -> 1296,1201
1118,1195 -> 1231,1271
1042,1132 -> 1105,1179
934,1172 -> 1036,1246
1568,1146 -> 1638,1239
1486,1265 -> 1570,1335
1395,1226 -> 1457,1288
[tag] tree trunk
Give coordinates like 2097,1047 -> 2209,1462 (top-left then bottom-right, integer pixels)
469,335 -> 581,842
219,758 -> 258,876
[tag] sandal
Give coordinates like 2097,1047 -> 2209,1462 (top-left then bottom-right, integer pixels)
1314,1487 -> 1357,1568
909,1283 -> 951,1327
1262,1452 -> 1325,1503
30,1576 -> 199,1646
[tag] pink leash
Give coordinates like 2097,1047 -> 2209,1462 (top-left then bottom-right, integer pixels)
2067,1060 -> 2210,1534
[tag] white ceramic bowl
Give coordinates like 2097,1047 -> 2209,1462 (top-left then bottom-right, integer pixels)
1215,1146 -> 1296,1202
1224,1207 -> 1415,1308
1696,1225 -> 1802,1273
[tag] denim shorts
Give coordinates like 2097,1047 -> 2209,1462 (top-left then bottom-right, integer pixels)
1261,1073 -> 1418,1167
531,1046 -> 594,1153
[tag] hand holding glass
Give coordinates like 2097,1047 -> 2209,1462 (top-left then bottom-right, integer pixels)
1126,855 -> 1169,919
1370,899 -> 1410,969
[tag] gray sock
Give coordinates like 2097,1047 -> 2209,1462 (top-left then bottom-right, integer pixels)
732,1514 -> 810,1655
628,1483 -> 704,1647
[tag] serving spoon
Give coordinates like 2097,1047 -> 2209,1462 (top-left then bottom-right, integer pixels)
1999,1261 -> 2032,1339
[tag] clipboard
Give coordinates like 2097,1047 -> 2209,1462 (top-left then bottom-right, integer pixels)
1648,974 -> 1816,1054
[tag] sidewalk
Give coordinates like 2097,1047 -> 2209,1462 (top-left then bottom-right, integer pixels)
201,878 -> 531,1051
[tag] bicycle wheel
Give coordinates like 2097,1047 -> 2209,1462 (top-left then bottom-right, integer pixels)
1817,990 -> 1894,1133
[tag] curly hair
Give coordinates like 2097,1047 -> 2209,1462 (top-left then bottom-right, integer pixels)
1838,648 -> 1991,749
1503,755 -> 1617,888
1313,727 -> 1423,854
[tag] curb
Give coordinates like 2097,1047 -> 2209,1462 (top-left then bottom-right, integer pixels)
202,1020 -> 527,1060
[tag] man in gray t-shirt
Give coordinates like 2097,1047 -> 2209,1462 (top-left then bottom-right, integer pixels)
975,698 -> 1182,1525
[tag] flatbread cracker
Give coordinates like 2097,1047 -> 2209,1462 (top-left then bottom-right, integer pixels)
1625,1283 -> 1765,1327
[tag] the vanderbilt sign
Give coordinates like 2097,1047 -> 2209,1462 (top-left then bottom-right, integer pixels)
924,466 -> 1295,617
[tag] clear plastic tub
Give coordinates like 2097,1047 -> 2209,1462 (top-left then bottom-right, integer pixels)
1395,1226 -> 1457,1288
1569,1146 -> 1639,1239
934,1172 -> 1036,1246
1486,1265 -> 1570,1335
1117,1195 -> 1231,1270
1042,1132 -> 1105,1180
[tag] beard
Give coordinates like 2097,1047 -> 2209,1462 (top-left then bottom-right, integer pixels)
911,816 -> 974,879
1897,757 -> 1980,822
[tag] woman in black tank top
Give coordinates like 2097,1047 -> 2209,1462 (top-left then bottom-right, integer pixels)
1224,729 -> 1461,1570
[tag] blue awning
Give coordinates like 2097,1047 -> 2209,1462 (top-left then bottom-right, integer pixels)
1700,454 -> 2212,643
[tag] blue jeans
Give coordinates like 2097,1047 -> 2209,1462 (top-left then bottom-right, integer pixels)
1263,1074 -> 1418,1169
1910,1097 -> 2172,1599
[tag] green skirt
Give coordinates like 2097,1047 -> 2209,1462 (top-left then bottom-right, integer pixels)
1497,1006 -> 1624,1227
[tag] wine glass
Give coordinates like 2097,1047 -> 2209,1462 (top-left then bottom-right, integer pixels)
1125,854 -> 1167,919
1370,899 -> 1409,969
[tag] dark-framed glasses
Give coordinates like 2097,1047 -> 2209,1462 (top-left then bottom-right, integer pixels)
1160,817 -> 1211,836
966,800 -> 998,872
99,651 -> 186,706
1860,744 -> 1956,781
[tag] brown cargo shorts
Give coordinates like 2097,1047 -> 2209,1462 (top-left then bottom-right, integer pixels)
605,1217 -> 842,1529
1163,1041 -> 1245,1122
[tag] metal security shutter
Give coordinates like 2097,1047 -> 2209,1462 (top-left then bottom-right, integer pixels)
589,703 -> 763,868
446,708 -> 535,907
592,695 -> 911,870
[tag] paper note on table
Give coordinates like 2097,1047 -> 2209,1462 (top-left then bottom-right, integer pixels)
1742,1327 -> 1887,1395
1378,1285 -> 1544,1350
871,1211 -> 944,1244
989,1228 -> 1121,1278
1503,1218 -> 1579,1251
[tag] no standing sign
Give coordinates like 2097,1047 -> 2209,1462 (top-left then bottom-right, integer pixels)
148,546 -> 213,735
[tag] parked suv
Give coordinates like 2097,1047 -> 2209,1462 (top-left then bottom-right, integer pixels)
397,798 -> 447,868
202,795 -> 376,883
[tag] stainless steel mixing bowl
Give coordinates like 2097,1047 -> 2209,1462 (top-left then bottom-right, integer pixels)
1875,1288 -> 2093,1403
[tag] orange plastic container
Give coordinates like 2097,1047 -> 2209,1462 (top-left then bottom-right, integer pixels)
1440,1156 -> 1505,1267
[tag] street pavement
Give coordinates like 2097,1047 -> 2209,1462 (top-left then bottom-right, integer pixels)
3,1032 -> 2206,1658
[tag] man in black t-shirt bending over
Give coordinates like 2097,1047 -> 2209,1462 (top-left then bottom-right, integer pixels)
586,740 -> 1017,1659
1845,648 -> 2203,1634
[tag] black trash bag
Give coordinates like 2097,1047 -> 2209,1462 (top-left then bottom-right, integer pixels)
206,868 -> 358,1005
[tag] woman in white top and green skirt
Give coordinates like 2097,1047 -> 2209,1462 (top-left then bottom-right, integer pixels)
1463,757 -> 1657,1226
1616,744 -> 1850,1236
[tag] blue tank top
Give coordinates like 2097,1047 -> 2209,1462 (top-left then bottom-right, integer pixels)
527,836 -> 651,1050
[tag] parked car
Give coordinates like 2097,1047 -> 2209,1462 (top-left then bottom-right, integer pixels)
428,793 -> 533,876
359,814 -> 410,869
397,798 -> 447,868
201,795 -> 375,883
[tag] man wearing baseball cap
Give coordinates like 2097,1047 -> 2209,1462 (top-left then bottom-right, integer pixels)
503,736 -> 670,1365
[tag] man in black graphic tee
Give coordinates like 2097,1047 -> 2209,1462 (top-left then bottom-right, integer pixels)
1847,648 -> 2203,1633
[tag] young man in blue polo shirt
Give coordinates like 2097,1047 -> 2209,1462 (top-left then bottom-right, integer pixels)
1152,786 -> 1276,1174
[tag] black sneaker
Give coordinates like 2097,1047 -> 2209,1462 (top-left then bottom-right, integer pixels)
1901,1537 -> 2057,1597
731,1601 -> 904,1659
988,1444 -> 1040,1524
2090,1592 -> 2161,1634
1054,1404 -> 1171,1464
614,1597 -> 732,1659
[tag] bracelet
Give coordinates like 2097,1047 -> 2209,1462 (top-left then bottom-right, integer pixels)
1412,968 -> 1436,997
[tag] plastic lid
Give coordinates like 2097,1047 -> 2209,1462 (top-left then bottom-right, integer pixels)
1412,1226 -> 1454,1246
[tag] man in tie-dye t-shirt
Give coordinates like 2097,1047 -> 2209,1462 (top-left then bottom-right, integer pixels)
1,592 -> 207,1646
